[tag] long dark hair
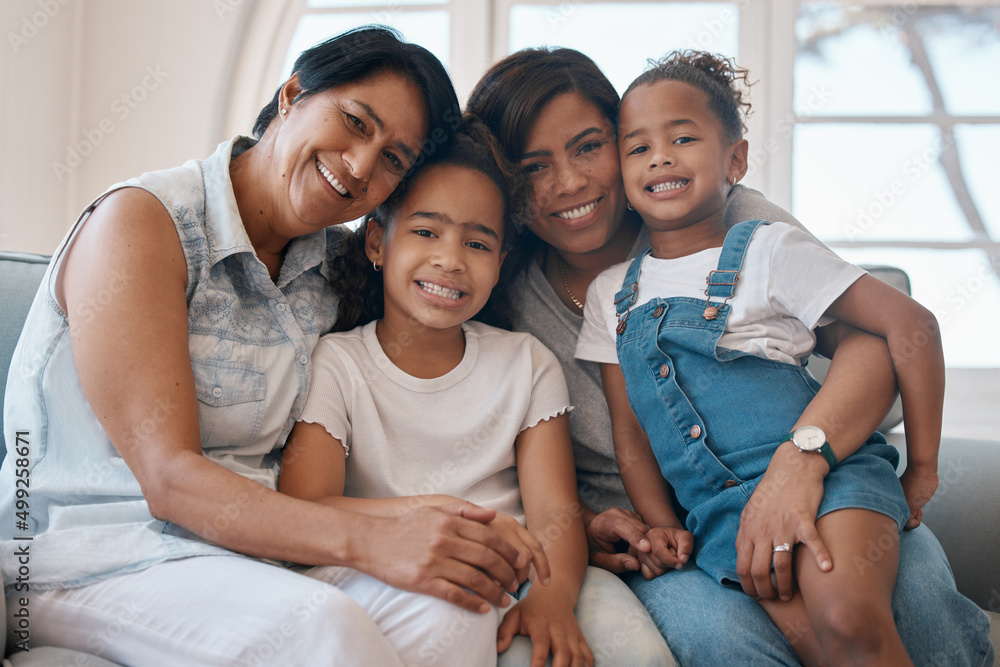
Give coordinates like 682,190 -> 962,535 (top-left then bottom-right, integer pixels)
253,26 -> 461,165
466,47 -> 623,283
329,115 -> 531,332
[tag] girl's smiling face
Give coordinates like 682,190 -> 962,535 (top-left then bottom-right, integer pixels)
618,79 -> 747,233
366,164 -> 506,333
273,70 -> 429,235
518,92 -> 628,256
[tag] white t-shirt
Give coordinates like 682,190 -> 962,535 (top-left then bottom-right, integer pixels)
297,320 -> 572,524
575,222 -> 865,367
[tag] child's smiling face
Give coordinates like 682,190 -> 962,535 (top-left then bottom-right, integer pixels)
618,79 -> 747,234
366,163 -> 506,332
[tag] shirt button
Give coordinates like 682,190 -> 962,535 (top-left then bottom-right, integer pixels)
653,306 -> 664,318
659,364 -> 670,378
690,425 -> 702,439
724,479 -> 739,489
212,387 -> 223,398
276,303 -> 287,312
298,354 -> 309,365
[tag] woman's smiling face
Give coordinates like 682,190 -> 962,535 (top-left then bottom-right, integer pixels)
518,92 -> 628,256
274,70 -> 429,234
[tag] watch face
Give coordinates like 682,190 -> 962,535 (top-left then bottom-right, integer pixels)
796,426 -> 826,451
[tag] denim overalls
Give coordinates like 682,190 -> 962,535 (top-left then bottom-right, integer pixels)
613,219 -> 908,584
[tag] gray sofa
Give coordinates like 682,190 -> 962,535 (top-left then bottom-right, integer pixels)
1,250 -> 997,665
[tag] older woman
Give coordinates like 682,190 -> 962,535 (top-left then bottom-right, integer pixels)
468,47 -> 993,666
0,28 -> 526,666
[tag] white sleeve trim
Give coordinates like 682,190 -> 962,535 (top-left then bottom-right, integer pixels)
295,419 -> 351,456
519,405 -> 574,434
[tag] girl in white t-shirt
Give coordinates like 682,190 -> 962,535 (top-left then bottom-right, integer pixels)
278,117 -> 593,667
575,51 -> 944,666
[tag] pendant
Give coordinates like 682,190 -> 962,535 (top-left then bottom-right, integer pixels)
703,305 -> 719,321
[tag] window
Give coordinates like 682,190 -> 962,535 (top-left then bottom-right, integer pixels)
232,1 -> 998,435
787,3 -> 1000,369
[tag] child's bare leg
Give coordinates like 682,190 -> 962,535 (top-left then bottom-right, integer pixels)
758,592 -> 826,666
798,508 -> 912,666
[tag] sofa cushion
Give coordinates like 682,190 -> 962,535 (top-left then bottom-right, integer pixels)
4,646 -> 122,666
0,252 -> 50,459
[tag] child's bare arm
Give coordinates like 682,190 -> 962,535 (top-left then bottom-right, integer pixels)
279,422 -> 548,593
600,362 -> 693,577
497,413 -> 593,667
825,274 -> 944,525
280,424 -> 459,514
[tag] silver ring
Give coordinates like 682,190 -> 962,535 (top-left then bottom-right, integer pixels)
773,543 -> 792,553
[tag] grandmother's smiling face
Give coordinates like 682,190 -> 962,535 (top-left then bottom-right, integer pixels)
273,70 -> 429,235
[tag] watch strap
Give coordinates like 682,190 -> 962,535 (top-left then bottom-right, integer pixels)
783,430 -> 838,469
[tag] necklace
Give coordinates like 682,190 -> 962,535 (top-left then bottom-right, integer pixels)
553,251 -> 585,311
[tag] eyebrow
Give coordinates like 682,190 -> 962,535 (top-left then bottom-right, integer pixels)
518,126 -> 604,161
409,211 -> 500,241
354,99 -> 418,165
622,118 -> 697,142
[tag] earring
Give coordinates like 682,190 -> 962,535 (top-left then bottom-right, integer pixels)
372,261 -> 382,272
626,201 -> 635,211
279,107 -> 287,115
730,177 -> 738,187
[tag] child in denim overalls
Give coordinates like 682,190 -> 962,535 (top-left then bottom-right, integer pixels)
575,52 -> 943,666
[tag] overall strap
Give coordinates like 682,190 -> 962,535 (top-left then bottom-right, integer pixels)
701,219 -> 769,321
614,249 -> 650,317
613,249 -> 650,336
705,219 -> 770,300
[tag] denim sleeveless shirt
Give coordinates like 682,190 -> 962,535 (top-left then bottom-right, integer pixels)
613,220 -> 906,584
1,137 -> 342,591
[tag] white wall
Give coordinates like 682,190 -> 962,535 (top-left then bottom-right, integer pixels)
1,0 -> 256,255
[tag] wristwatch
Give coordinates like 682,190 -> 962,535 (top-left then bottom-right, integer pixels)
784,425 -> 838,469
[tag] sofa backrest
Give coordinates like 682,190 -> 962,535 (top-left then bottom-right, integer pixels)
1,251 -> 51,459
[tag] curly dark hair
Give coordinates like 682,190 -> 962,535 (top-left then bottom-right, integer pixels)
329,114 -> 532,332
622,50 -> 754,142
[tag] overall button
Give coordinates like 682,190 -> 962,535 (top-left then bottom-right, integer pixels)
724,479 -> 739,489
653,305 -> 664,318
690,425 -> 702,439
659,364 -> 670,378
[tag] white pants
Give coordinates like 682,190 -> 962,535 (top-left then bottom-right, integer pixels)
9,556 -> 497,667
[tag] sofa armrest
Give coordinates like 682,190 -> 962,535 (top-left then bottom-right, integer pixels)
886,432 -> 1000,612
